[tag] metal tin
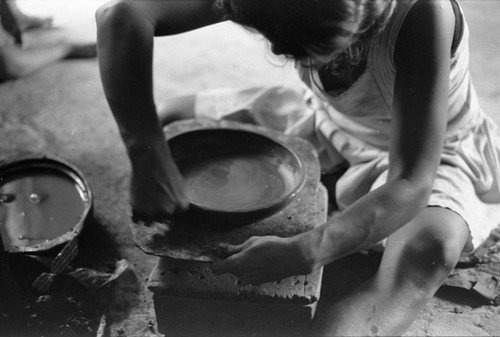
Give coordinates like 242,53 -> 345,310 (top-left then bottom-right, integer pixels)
0,154 -> 92,253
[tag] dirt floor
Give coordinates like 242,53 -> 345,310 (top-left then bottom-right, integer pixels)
1,1 -> 500,336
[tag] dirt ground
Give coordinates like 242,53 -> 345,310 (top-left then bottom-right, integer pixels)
1,1 -> 500,336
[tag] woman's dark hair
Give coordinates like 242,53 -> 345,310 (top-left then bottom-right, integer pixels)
214,0 -> 396,65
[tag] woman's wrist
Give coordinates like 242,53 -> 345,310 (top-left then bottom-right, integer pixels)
290,231 -> 323,274
126,134 -> 171,166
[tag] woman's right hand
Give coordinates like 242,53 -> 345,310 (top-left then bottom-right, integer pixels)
129,140 -> 189,224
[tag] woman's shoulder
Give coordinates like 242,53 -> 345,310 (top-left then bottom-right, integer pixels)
394,0 -> 456,66
404,0 -> 455,27
397,0 -> 456,45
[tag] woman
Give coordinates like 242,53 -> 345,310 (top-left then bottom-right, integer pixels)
96,0 -> 500,334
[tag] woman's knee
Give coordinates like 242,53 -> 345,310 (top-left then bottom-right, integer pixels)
402,231 -> 462,275
386,208 -> 470,288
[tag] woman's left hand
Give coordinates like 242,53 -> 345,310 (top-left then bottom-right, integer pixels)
211,235 -> 314,285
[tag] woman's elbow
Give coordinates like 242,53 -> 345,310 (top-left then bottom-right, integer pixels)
96,1 -> 138,37
399,173 -> 435,208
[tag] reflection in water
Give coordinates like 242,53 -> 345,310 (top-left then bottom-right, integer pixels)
0,169 -> 88,247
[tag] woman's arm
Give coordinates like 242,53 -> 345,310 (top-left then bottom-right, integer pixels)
96,0 -> 224,221
303,0 -> 456,268
212,0 -> 456,284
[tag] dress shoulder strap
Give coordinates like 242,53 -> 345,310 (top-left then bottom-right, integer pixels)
375,0 -> 420,71
367,0 -> 419,106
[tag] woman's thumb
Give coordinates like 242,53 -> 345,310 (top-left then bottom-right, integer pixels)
218,242 -> 242,256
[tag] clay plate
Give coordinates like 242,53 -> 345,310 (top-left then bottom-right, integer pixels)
169,128 -> 306,225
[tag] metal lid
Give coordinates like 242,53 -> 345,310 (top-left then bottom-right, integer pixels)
0,154 -> 92,253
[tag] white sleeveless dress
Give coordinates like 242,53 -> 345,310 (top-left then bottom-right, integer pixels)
194,0 -> 500,251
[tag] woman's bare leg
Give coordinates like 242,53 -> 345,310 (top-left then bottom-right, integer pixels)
6,0 -> 53,31
0,38 -> 96,80
0,15 -> 96,80
312,207 -> 471,336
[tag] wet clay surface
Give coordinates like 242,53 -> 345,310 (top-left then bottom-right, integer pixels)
170,128 -> 304,213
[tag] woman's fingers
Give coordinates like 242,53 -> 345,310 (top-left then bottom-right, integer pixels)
149,220 -> 173,236
216,236 -> 264,256
217,242 -> 243,256
211,256 -> 265,285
